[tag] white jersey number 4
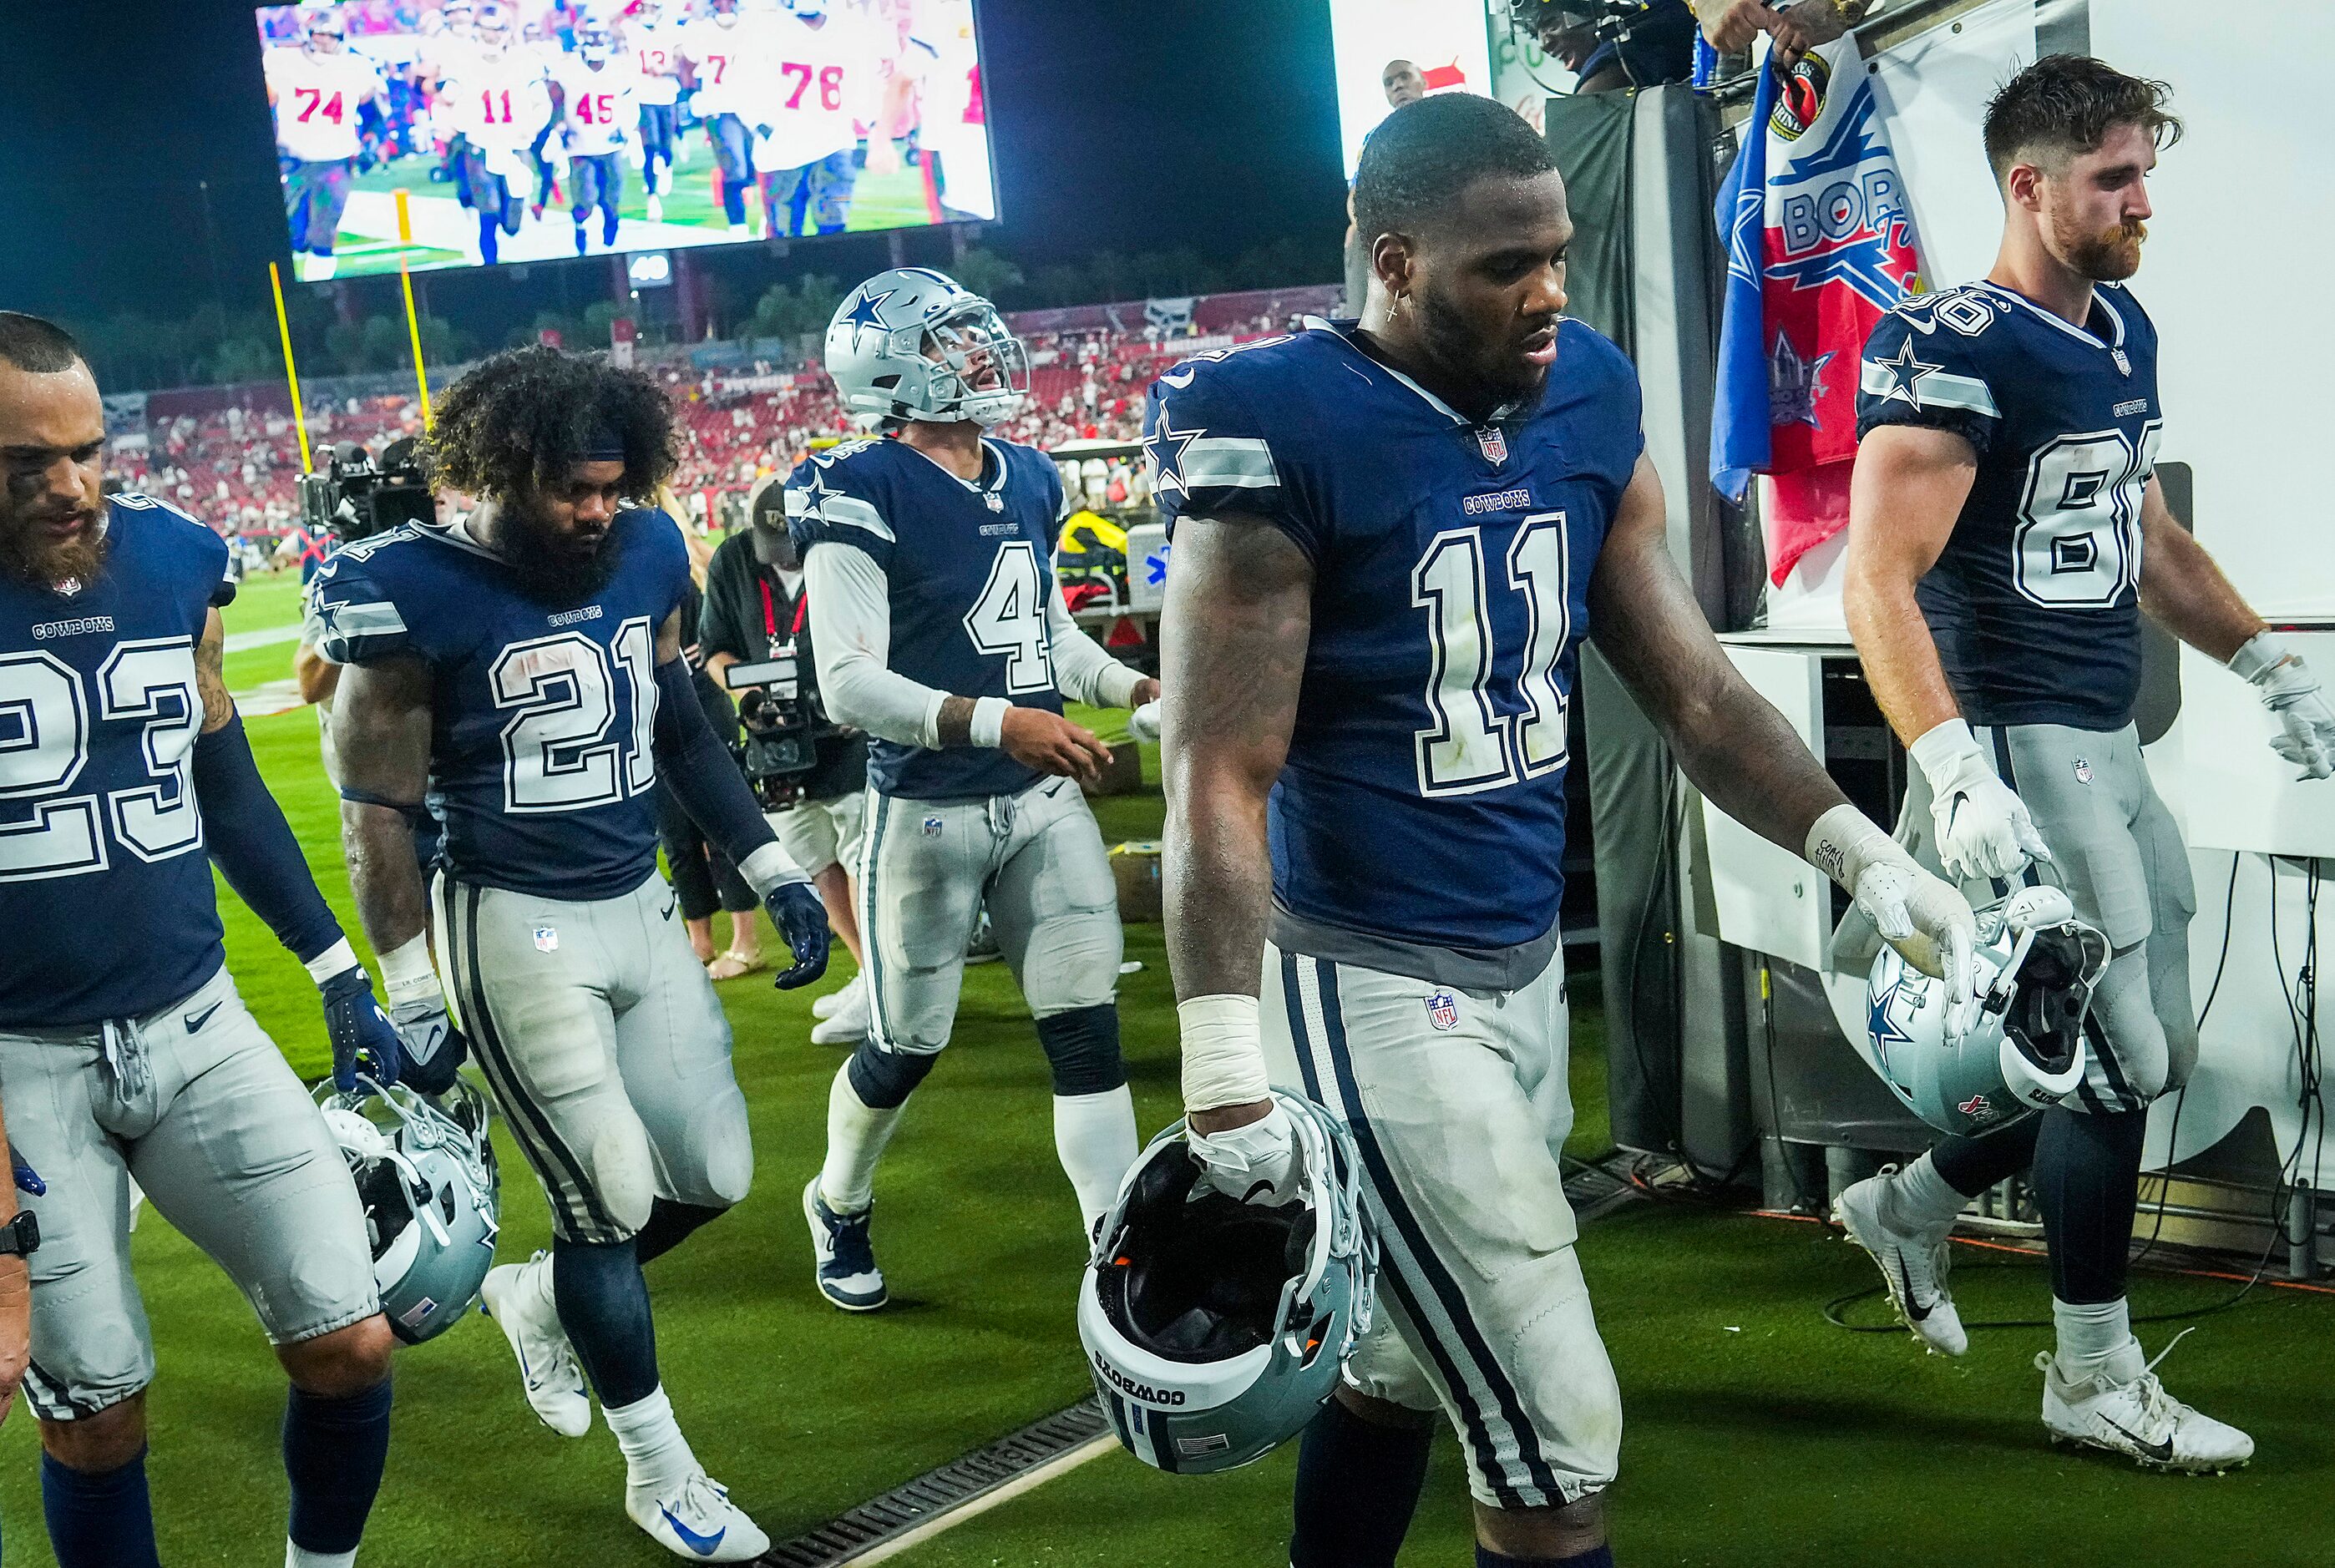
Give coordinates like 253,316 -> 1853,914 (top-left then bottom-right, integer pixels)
964,541 -> 1055,695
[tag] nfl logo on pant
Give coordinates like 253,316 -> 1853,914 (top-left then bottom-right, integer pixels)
533,926 -> 560,953
1425,990 -> 1460,1031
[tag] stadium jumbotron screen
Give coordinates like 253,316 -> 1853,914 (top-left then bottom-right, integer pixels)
257,0 -> 995,281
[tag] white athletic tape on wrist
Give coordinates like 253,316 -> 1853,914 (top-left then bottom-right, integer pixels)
1803,802 -> 1912,893
302,937 -> 361,988
738,841 -> 812,897
376,931 -> 443,1010
1178,993 -> 1271,1114
2228,630 -> 2293,687
968,695 -> 1010,749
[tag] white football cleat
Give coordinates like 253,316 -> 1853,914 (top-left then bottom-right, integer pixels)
627,1469 -> 770,1562
810,979 -> 870,1045
803,1178 -> 888,1312
812,973 -> 864,1021
646,193 -> 664,221
479,1252 -> 593,1438
1834,1170 -> 1968,1356
2039,1333 -> 2253,1474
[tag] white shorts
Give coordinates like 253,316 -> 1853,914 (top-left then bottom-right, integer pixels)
434,870 -> 752,1245
1263,943 -> 1621,1510
0,967 -> 379,1419
767,790 -> 865,879
857,777 -> 1120,1056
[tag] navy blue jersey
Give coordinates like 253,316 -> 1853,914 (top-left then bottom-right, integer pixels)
1147,320 -> 1643,958
0,494 -> 236,1026
786,434 -> 1066,800
310,509 -> 690,900
1856,281 -> 2162,731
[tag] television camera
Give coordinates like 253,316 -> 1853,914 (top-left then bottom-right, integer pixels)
299,438 -> 435,548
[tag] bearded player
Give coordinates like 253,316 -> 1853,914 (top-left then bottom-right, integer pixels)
1837,56 -> 2331,1470
0,314 -> 417,1568
792,268 -> 1154,1313
1152,95 -> 1979,1568
265,8 -> 387,281
315,348 -> 830,1561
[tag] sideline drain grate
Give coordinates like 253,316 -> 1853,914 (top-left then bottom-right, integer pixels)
761,1399 -> 1112,1566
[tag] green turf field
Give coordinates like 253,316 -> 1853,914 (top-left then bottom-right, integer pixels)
336,146 -> 934,277
0,573 -> 2326,1566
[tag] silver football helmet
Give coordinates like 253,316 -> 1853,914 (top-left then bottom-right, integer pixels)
322,1077 -> 501,1344
824,268 -> 1030,429
1860,886 -> 2108,1137
1077,1090 -> 1377,1475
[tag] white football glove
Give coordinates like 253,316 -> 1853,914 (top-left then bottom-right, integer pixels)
2231,632 -> 2335,780
1188,1104 -> 1304,1207
1127,700 -> 1162,746
1808,803 -> 1980,1042
1909,718 -> 2054,883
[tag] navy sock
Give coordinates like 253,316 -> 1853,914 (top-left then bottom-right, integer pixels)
2034,1105 -> 2150,1302
1930,1115 -> 2042,1196
42,1445 -> 162,1568
553,1235 -> 661,1409
1289,1398 -> 1432,1568
635,1197 -> 727,1267
1476,1546 -> 1614,1568
478,210 -> 499,265
284,1378 -> 393,1555
721,182 -> 745,225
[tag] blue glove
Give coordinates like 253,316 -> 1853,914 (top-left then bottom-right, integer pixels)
320,968 -> 404,1093
764,881 -> 832,991
390,995 -> 470,1096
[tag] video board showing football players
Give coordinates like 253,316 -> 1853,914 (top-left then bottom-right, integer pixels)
255,0 -> 1002,278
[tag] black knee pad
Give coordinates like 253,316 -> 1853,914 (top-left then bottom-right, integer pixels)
847,1042 -> 938,1110
1034,1004 -> 1126,1097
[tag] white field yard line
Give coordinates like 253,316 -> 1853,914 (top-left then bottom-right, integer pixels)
843,1433 -> 1121,1565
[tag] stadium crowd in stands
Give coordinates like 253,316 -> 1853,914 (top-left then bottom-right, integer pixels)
104,293 -> 1323,557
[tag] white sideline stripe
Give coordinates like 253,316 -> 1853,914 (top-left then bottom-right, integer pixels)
841,1432 -> 1119,1565
223,623 -> 303,652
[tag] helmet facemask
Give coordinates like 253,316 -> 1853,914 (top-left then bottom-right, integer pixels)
906,302 -> 1029,427
1993,921 -> 2110,1080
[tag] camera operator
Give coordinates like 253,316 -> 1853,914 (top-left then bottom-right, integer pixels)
296,438 -> 445,871
699,474 -> 873,1045
1514,1 -> 1699,92
652,497 -> 769,978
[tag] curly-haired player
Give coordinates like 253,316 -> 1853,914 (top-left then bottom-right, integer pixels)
307,346 -> 831,1560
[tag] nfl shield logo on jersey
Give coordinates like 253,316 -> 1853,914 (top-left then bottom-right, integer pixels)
1476,426 -> 1507,466
2111,348 -> 2131,377
533,926 -> 560,953
1425,990 -> 1460,1032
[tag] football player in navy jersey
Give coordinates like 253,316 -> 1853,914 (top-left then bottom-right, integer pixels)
316,347 -> 829,1562
0,313 -> 408,1568
1151,96 -> 1980,1568
791,268 -> 1157,1313
1840,57 -> 2329,1472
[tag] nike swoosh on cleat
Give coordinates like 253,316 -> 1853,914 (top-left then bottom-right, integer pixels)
661,1506 -> 727,1555
1892,1255 -> 1933,1322
2099,1415 -> 2175,1464
184,1001 -> 224,1034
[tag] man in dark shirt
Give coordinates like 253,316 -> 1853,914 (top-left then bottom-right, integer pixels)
700,475 -> 874,1044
